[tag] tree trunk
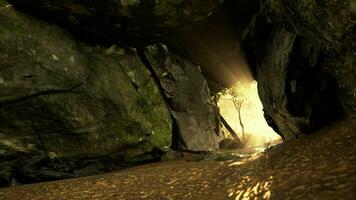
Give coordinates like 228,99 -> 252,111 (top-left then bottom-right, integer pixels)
220,115 -> 242,143
237,102 -> 245,143
233,100 -> 245,143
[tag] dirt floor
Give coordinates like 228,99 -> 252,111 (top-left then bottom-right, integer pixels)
0,119 -> 355,200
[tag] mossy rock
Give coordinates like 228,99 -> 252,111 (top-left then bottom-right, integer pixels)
0,7 -> 172,184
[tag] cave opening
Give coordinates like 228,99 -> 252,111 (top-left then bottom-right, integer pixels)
0,0 -> 355,198
217,80 -> 281,150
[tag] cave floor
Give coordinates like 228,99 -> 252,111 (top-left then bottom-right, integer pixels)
0,119 -> 355,200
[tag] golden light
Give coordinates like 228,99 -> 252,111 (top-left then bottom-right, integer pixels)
232,175 -> 273,200
218,81 -> 281,147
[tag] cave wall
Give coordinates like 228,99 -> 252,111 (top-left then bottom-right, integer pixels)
6,0 -> 222,45
160,0 -> 355,141
256,27 -> 344,139
262,0 -> 356,118
0,1 -> 223,185
250,0 -> 355,140
1,0 -> 355,185
144,44 -> 221,152
0,5 -> 174,184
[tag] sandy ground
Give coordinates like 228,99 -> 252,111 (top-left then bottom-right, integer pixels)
0,119 -> 355,200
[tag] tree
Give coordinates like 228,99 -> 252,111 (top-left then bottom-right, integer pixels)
219,82 -> 248,143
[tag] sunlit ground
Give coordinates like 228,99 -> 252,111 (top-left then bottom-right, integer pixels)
1,114 -> 354,200
218,81 -> 281,147
228,175 -> 273,200
226,153 -> 273,200
1,120 -> 355,199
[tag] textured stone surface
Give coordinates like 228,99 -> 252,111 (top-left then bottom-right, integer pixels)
241,0 -> 355,140
0,6 -> 172,185
263,0 -> 356,118
7,0 -> 223,44
256,27 -> 344,140
0,0 -> 355,187
144,44 -> 221,152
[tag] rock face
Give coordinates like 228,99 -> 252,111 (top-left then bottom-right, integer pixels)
0,6 -> 172,184
1,0 -> 355,186
249,0 -> 355,140
263,0 -> 356,116
144,44 -> 221,152
256,27 -> 344,139
7,0 -> 223,44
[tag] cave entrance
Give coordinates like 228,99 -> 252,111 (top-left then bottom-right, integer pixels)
217,81 -> 281,149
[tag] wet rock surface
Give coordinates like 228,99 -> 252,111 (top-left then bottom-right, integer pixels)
0,119 -> 354,200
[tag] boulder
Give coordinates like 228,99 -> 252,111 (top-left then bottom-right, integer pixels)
0,5 -> 172,184
144,44 -> 221,152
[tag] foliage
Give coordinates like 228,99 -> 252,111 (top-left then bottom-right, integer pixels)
219,82 -> 250,143
218,81 -> 249,102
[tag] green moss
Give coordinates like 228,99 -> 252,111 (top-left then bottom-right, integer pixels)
116,52 -> 173,152
0,4 -> 174,182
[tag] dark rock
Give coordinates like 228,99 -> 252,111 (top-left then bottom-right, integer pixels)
0,0 -> 354,186
249,0 -> 355,140
256,27 -> 344,140
7,0 -> 223,45
160,149 -> 182,161
0,6 -> 172,184
263,0 -> 356,117
144,44 -> 221,152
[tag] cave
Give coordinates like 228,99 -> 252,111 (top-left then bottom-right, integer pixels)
0,0 -> 355,199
